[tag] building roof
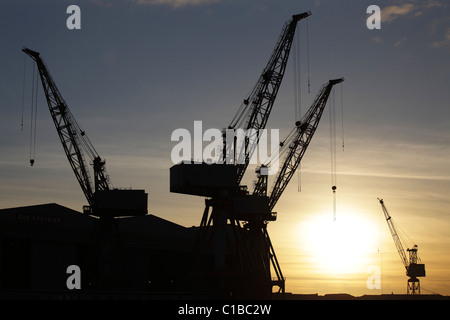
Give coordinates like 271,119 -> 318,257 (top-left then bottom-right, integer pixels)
0,203 -> 197,251
0,203 -> 94,243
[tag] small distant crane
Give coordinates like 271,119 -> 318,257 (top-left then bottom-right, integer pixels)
378,198 -> 426,294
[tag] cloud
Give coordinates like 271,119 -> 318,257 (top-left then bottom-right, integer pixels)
381,3 -> 416,23
432,27 -> 450,48
394,36 -> 407,47
133,0 -> 221,8
423,0 -> 444,9
371,36 -> 383,44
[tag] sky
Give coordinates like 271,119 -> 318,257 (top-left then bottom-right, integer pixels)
1,0 -> 450,296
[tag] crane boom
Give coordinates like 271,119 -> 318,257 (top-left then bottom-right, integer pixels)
378,198 -> 409,269
253,78 -> 344,211
22,47 -> 110,208
227,11 -> 311,184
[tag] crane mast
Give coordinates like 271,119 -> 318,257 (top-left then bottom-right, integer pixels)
253,78 -> 344,211
378,198 -> 425,294
227,11 -> 311,184
22,47 -> 110,209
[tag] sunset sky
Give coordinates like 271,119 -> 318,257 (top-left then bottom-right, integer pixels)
1,0 -> 449,296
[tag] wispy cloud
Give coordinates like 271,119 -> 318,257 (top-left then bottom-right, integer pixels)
371,36 -> 383,44
432,27 -> 450,48
394,36 -> 407,47
423,0 -> 444,9
133,0 -> 221,8
381,3 -> 416,23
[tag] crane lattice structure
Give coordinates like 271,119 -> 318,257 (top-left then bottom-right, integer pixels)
170,12 -> 343,299
22,47 -> 147,289
378,198 -> 426,294
22,48 -> 110,210
226,11 -> 312,185
171,12 -> 311,298
253,78 -> 344,210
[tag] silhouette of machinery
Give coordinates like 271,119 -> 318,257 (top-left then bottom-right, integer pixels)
22,48 -> 148,290
170,12 -> 343,298
22,13 -> 345,298
378,198 -> 426,294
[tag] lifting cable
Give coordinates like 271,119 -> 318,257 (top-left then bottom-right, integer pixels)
330,83 -> 345,220
293,23 -> 309,191
29,63 -> 38,166
293,26 -> 302,192
293,25 -> 301,123
341,82 -> 345,151
306,17 -> 311,94
330,88 -> 337,221
21,55 -> 27,132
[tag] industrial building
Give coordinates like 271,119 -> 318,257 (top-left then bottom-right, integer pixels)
0,203 -> 199,299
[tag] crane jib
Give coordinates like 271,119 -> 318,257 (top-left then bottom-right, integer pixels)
228,12 -> 312,184
22,47 -> 110,208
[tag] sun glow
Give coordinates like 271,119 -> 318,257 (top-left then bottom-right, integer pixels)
296,208 -> 380,275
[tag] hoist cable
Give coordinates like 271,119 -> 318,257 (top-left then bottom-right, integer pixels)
293,28 -> 301,122
329,89 -> 337,220
29,63 -> 38,166
341,82 -> 345,151
21,55 -> 26,132
30,63 -> 35,163
306,17 -> 311,94
293,27 -> 302,191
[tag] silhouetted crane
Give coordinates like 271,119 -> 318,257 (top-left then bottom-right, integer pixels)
253,78 -> 344,211
170,12 -> 311,298
22,47 -> 147,289
378,198 -> 426,294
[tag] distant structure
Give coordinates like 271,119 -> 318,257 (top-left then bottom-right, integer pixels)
378,198 -> 426,294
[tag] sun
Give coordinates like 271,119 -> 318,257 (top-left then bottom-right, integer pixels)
295,207 -> 379,275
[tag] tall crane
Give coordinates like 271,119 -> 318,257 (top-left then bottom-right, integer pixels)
378,198 -> 426,295
253,78 -> 344,211
22,47 -> 147,289
239,77 -> 343,295
22,47 -> 147,218
225,11 -> 311,184
22,47 -> 109,211
170,12 -> 311,298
